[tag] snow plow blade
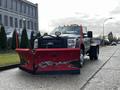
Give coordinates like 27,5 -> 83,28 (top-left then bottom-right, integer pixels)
16,48 -> 80,74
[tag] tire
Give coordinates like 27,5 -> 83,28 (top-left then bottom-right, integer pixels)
80,49 -> 84,67
94,48 -> 99,60
89,55 -> 94,60
89,46 -> 99,60
94,47 -> 99,60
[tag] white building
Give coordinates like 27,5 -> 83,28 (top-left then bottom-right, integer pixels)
0,0 -> 38,33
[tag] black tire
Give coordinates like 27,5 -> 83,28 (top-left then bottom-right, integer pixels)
80,49 -> 84,67
95,46 -> 99,60
89,55 -> 94,60
94,47 -> 99,60
89,46 -> 99,60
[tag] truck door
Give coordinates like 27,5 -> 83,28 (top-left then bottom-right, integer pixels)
82,27 -> 91,53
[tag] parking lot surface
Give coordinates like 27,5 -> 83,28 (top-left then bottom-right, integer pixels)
0,45 -> 119,90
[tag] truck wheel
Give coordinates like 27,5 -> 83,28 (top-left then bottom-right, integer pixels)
80,50 -> 84,67
94,47 -> 99,60
89,46 -> 99,60
89,55 -> 94,60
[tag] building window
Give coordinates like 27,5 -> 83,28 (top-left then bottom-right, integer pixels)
23,20 -> 26,28
35,8 -> 37,18
31,7 -> 33,16
15,18 -> 18,28
24,3 -> 26,13
28,6 -> 30,15
10,0 -> 13,9
31,21 -> 33,30
34,23 -> 37,30
30,7 -> 32,16
27,21 -> 30,29
15,0 -> 17,11
0,0 -> 2,6
20,2 -> 22,12
19,19 -> 22,28
10,17 -> 13,27
4,0 -> 7,8
4,15 -> 8,26
33,7 -> 35,17
0,14 -> 2,24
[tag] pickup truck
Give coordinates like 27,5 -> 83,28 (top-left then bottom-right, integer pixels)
16,24 -> 99,74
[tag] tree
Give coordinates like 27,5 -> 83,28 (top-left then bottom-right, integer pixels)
20,28 -> 30,48
0,25 -> 7,50
113,36 -> 117,42
30,31 -> 35,49
36,31 -> 41,38
11,29 -> 19,49
108,32 -> 113,43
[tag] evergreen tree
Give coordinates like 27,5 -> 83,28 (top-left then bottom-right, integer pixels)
36,31 -> 41,38
108,32 -> 113,43
20,28 -> 30,48
11,29 -> 19,49
113,36 -> 117,42
0,25 -> 7,50
30,31 -> 34,49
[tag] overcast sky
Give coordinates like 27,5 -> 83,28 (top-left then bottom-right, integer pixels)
29,0 -> 120,37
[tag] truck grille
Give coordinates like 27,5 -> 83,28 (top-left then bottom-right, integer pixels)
38,37 -> 67,48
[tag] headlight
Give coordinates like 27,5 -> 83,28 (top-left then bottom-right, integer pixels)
67,39 -> 76,48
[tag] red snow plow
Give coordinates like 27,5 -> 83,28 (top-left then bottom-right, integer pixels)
16,48 -> 80,74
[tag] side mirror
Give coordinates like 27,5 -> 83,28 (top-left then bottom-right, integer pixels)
87,31 -> 93,38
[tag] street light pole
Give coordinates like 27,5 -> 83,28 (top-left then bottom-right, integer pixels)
102,17 -> 113,45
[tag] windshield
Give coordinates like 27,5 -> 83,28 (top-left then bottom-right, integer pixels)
51,25 -> 80,35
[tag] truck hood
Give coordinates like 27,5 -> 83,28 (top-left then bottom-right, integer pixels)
60,34 -> 80,39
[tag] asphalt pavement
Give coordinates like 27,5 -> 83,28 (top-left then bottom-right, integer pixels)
83,45 -> 120,90
0,45 -> 119,90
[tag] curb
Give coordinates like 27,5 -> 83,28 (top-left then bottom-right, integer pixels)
0,64 -> 20,71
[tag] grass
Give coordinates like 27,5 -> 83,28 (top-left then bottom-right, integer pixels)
0,51 -> 20,67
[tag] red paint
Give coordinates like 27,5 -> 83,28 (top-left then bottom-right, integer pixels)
16,48 -> 80,73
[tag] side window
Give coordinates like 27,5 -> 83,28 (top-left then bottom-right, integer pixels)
82,26 -> 87,37
82,26 -> 87,34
